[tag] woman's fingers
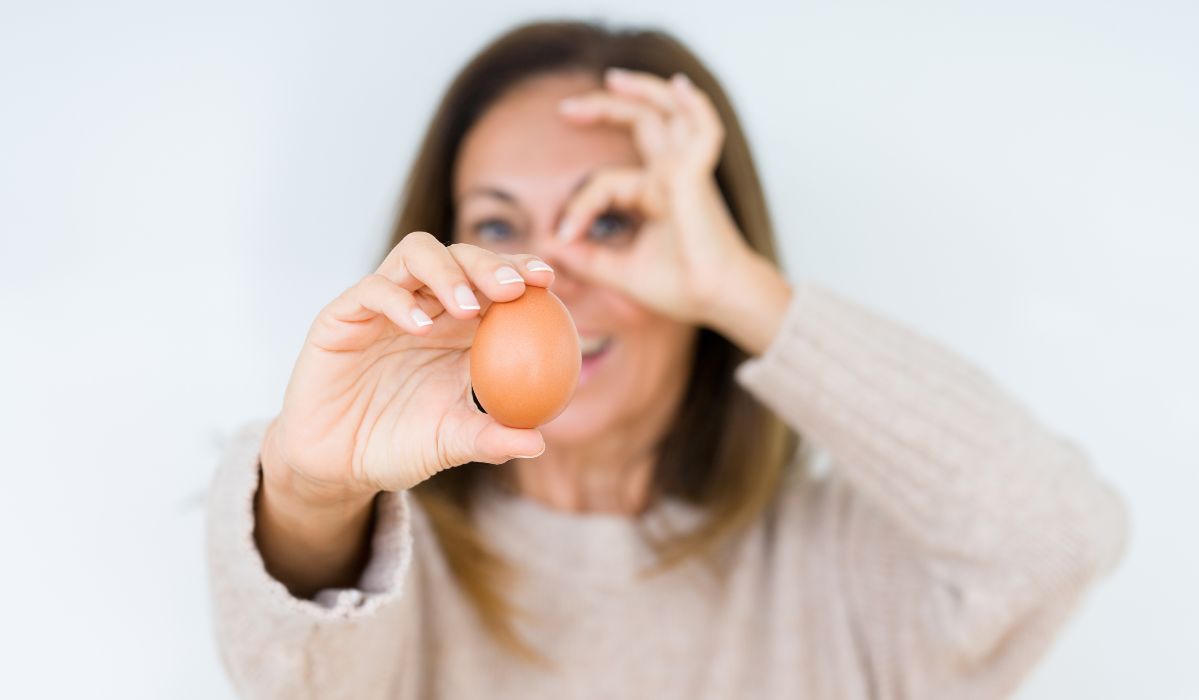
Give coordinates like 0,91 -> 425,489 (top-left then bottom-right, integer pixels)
669,72 -> 725,169
446,244 -> 556,302
323,274 -> 434,336
605,69 -> 718,136
447,409 -> 546,465
559,91 -> 670,156
500,253 -> 557,282
563,69 -> 725,177
555,167 -> 649,245
603,67 -> 679,114
605,67 -> 703,156
374,231 -> 481,319
603,67 -> 721,146
375,232 -> 557,323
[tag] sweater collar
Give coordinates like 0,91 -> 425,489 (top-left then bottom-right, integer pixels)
471,476 -> 708,588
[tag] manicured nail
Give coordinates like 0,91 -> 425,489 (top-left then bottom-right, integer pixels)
556,218 -> 573,240
606,67 -> 629,82
511,446 -> 546,459
526,260 -> 553,273
410,308 -> 433,327
495,266 -> 523,284
672,72 -> 691,89
454,283 -> 480,310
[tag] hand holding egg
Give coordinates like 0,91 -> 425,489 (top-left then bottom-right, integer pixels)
261,232 -> 564,505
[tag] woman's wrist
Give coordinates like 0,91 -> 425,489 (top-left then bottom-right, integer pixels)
260,418 -> 377,514
255,426 -> 379,596
702,250 -> 792,356
258,457 -> 377,527
255,472 -> 378,597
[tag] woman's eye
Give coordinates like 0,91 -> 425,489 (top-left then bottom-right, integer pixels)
587,210 -> 636,243
473,218 -> 515,242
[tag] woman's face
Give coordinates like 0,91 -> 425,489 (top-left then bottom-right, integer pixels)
452,71 -> 697,447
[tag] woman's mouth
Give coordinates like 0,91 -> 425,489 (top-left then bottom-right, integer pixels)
578,334 -> 612,385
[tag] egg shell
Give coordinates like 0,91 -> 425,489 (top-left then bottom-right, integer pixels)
469,287 -> 581,429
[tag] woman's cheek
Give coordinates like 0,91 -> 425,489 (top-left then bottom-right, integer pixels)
599,287 -> 657,327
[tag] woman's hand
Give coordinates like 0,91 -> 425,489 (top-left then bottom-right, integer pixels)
262,233 -> 554,509
554,68 -> 792,355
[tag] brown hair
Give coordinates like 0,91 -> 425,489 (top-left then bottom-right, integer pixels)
387,20 -> 799,663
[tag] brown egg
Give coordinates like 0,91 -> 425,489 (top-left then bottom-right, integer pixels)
470,287 -> 581,429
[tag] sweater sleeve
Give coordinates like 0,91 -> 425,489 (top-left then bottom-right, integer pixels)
734,282 -> 1129,695
205,420 -> 423,699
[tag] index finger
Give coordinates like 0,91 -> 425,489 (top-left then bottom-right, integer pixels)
603,67 -> 679,115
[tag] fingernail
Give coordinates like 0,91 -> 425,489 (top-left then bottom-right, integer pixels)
556,218 -> 573,240
672,72 -> 691,89
410,308 -> 433,327
526,260 -> 553,273
559,98 -> 581,113
606,67 -> 629,81
454,283 -> 480,310
511,446 -> 546,459
495,266 -> 523,284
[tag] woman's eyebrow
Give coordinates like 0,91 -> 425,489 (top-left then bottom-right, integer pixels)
457,186 -> 515,205
460,171 -> 595,207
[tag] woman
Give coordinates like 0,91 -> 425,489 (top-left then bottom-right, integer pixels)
206,21 -> 1127,699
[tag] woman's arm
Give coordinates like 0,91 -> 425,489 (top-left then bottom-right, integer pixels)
206,421 -> 421,699
547,66 -> 1126,692
254,418 -> 378,598
733,280 -> 1128,565
732,281 -> 1128,692
206,234 -> 554,696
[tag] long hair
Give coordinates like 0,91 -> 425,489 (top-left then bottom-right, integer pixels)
387,20 -> 799,663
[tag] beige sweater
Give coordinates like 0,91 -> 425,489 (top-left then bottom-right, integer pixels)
206,282 -> 1128,699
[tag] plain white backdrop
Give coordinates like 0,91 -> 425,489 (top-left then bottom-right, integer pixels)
1,0 -> 1195,697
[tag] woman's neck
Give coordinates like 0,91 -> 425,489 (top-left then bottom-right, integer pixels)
507,442 -> 657,515
503,398 -> 680,515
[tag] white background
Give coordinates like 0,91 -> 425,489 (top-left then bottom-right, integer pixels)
1,0 -> 1195,697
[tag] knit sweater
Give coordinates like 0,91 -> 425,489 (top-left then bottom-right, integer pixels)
206,282 -> 1128,699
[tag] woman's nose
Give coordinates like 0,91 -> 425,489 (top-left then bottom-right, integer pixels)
529,232 -> 585,299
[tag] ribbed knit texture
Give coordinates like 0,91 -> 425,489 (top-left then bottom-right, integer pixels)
206,282 -> 1127,699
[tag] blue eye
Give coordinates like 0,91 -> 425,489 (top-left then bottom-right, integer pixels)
587,211 -> 635,243
474,218 -> 514,241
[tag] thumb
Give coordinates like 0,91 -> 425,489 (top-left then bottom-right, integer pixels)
449,410 -> 546,465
